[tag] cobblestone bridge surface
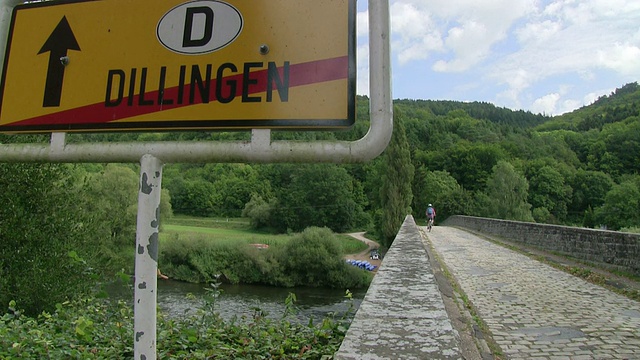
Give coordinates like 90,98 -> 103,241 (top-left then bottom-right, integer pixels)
425,226 -> 640,360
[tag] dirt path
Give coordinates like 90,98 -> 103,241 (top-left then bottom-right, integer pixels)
344,232 -> 382,272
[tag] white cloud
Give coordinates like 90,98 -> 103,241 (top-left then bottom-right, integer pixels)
547,0 -> 640,23
495,66 -> 550,110
433,21 -> 491,72
390,2 -> 443,65
531,93 -> 561,115
357,0 -> 640,112
490,0 -> 640,110
356,8 -> 370,95
515,20 -> 562,44
558,99 -> 583,114
389,0 -> 535,71
530,92 -> 586,115
597,43 -> 640,76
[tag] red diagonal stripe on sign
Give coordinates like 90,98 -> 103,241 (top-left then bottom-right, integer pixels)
9,56 -> 348,126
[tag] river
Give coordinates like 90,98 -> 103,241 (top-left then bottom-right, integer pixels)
111,280 -> 367,323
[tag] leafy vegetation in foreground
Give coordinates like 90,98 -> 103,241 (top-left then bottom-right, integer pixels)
160,227 -> 372,288
0,289 -> 354,359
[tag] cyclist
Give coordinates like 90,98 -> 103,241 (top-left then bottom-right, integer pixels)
425,204 -> 436,230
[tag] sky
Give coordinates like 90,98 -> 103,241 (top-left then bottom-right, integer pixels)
356,0 -> 640,116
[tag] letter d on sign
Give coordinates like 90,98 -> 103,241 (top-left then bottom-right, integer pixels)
157,1 -> 243,55
183,7 -> 213,48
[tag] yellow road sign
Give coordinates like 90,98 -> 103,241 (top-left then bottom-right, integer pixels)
0,0 -> 355,133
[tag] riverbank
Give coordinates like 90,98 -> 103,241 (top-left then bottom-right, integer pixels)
345,232 -> 382,272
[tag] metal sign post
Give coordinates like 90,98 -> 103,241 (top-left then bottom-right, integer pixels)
133,155 -> 163,359
0,0 -> 392,359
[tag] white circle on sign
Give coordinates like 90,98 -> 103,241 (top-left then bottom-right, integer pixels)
157,1 -> 243,55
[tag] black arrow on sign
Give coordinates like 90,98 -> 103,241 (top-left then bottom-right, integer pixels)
38,16 -> 81,107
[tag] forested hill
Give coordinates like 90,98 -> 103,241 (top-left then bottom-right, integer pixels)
2,82 -> 639,252
394,98 -> 549,128
536,82 -> 640,132
396,82 -> 640,131
401,81 -> 640,231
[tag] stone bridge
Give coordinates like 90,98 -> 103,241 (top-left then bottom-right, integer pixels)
335,216 -> 640,359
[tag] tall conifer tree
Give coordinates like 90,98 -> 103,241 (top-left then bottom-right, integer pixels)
377,107 -> 414,247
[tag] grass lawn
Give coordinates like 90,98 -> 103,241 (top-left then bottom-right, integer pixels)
161,216 -> 368,254
162,223 -> 291,245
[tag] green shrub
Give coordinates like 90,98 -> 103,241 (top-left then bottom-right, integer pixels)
278,227 -> 371,288
0,298 -> 134,358
242,194 -> 274,229
254,245 -> 293,287
159,227 -> 372,289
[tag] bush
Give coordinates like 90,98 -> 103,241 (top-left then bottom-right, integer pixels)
159,228 -> 372,289
159,235 -> 263,284
242,194 -> 273,229
0,298 -> 134,358
278,227 -> 371,288
532,207 -> 551,223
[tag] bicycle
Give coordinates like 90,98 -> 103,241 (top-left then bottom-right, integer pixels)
427,217 -> 434,232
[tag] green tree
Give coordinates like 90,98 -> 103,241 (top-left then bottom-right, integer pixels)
595,178 -> 640,230
80,164 -> 172,272
422,143 -> 505,191
164,163 -> 271,217
209,164 -> 272,217
569,170 -> 614,224
242,194 -> 274,229
0,163 -> 93,315
360,157 -> 385,211
526,164 -> 572,223
377,107 -> 414,246
166,179 -> 216,216
600,120 -> 640,174
413,168 -> 471,221
279,227 -> 371,288
269,164 -> 367,233
484,161 -> 533,221
82,164 -> 139,246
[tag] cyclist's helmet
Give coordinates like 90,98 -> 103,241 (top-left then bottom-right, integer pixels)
428,204 -> 432,206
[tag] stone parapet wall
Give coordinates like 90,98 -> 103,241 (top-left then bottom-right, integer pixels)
335,215 -> 461,359
443,215 -> 640,277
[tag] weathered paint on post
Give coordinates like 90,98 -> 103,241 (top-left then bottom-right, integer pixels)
133,154 -> 163,360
